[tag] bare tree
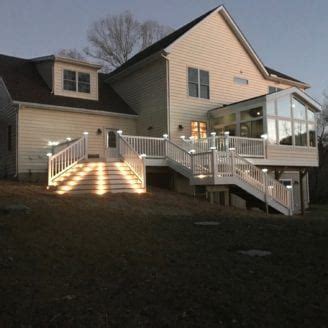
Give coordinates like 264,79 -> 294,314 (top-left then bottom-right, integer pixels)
140,20 -> 174,50
57,48 -> 85,61
84,11 -> 173,71
84,11 -> 141,71
309,91 -> 328,203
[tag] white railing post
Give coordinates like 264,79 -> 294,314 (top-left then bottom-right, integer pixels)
224,131 -> 230,151
210,132 -> 216,150
262,168 -> 269,215
230,150 -> 235,176
211,148 -> 218,181
83,132 -> 89,160
287,185 -> 293,216
47,152 -> 53,186
261,134 -> 268,159
163,134 -> 169,157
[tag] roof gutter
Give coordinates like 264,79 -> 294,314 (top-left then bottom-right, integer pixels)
12,101 -> 138,119
267,75 -> 311,90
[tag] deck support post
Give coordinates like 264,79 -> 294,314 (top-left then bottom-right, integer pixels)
299,169 -> 307,216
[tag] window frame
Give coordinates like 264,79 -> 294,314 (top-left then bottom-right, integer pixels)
234,76 -> 249,86
191,121 -> 207,139
63,69 -> 91,94
266,94 -> 317,148
187,67 -> 210,100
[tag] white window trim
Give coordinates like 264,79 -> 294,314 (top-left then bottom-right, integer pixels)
234,76 -> 249,85
187,67 -> 210,100
62,69 -> 91,94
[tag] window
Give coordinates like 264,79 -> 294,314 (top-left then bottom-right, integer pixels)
268,86 -> 283,94
63,70 -> 76,91
277,96 -> 291,118
307,109 -> 315,122
240,120 -> 263,138
107,131 -> 116,148
78,72 -> 90,93
7,125 -> 12,151
63,69 -> 91,93
240,107 -> 263,121
213,113 -> 236,126
292,98 -> 306,120
223,124 -> 236,136
278,120 -> 292,145
191,121 -> 207,139
280,179 -> 292,187
234,77 -> 248,85
267,119 -> 277,144
266,101 -> 276,116
294,121 -> 307,146
308,123 -> 316,147
188,68 -> 209,99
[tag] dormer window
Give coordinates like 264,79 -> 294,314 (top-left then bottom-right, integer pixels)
63,70 -> 76,91
78,72 -> 90,93
63,69 -> 90,94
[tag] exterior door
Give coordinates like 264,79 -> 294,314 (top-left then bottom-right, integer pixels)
105,129 -> 119,160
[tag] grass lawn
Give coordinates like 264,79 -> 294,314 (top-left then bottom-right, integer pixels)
0,181 -> 327,327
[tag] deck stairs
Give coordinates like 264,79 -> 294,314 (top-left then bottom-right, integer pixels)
52,161 -> 145,195
120,135 -> 293,216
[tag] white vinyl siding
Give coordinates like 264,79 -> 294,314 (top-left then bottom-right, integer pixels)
17,107 -> 136,174
111,58 -> 167,137
167,11 -> 294,140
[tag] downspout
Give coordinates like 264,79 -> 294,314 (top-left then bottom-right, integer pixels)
14,103 -> 19,178
161,53 -> 170,138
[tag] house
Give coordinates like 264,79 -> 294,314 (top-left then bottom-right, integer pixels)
0,5 -> 321,215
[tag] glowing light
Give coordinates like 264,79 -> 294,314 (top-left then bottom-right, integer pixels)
96,162 -> 107,195
83,131 -> 89,135
262,168 -> 268,173
117,130 -> 123,135
210,132 -> 216,136
163,134 -> 169,139
197,174 -> 206,179
261,134 -> 268,140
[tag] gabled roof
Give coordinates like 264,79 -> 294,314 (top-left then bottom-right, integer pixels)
107,6 -> 220,78
265,66 -> 305,84
107,5 -> 309,88
0,54 -> 136,115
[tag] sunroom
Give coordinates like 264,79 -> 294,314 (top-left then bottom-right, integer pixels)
207,87 -> 321,167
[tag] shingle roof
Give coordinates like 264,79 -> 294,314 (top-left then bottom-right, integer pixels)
0,54 -> 137,115
107,6 -> 220,78
265,66 -> 305,84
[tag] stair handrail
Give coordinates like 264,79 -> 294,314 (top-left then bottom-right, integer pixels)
165,139 -> 192,170
228,151 -> 292,211
118,134 -> 146,188
48,133 -> 88,186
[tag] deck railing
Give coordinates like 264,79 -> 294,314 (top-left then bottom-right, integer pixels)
166,140 -> 192,169
48,133 -> 88,186
181,135 -> 266,158
118,135 -> 146,188
192,151 -> 213,176
121,135 -> 165,158
229,151 -> 291,209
